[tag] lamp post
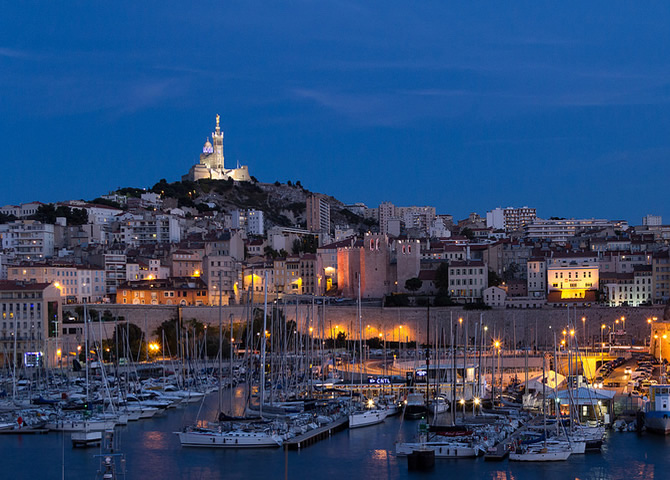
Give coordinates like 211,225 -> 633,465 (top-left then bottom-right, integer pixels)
656,333 -> 668,381
601,324 -> 606,366
581,317 -> 586,345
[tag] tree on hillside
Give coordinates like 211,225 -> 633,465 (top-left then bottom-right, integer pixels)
0,213 -> 17,224
29,204 -> 88,225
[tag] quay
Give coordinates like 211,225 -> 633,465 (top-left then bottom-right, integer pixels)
284,416 -> 349,450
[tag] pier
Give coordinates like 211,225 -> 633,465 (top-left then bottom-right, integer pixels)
284,416 -> 349,450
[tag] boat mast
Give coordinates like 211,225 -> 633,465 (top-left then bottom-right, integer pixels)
229,313 -> 234,416
358,275 -> 363,391
84,300 -> 89,406
217,271 -> 223,418
426,304 -> 430,408
260,271 -> 269,418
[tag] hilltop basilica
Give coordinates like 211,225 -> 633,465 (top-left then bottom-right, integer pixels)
183,115 -> 251,182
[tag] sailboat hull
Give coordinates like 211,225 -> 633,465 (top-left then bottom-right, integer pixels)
348,409 -> 386,428
177,430 -> 283,448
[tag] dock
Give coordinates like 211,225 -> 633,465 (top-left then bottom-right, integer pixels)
284,416 -> 349,450
484,441 -> 509,461
484,415 -> 538,461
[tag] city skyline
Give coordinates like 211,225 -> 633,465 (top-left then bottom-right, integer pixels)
2,2 -> 670,223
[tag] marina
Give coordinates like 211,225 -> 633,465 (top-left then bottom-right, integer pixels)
1,387 -> 670,480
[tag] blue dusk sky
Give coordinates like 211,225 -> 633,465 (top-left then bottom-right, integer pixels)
2,2 -> 670,224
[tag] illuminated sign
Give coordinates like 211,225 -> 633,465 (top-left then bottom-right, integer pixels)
367,376 -> 391,385
24,351 -> 43,368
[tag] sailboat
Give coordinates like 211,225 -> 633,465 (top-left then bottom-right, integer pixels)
176,273 -> 283,448
348,276 -> 387,429
510,354 -> 571,462
48,302 -> 116,435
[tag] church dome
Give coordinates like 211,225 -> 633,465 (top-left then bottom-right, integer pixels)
203,138 -> 213,154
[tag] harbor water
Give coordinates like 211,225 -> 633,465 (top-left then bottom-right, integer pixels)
2,390 -> 669,480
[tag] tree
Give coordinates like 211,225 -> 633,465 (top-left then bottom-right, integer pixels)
111,322 -> 145,361
433,294 -> 455,306
405,277 -> 423,292
336,331 -> 347,348
29,204 -> 88,225
291,238 -> 302,255
488,269 -> 503,287
502,262 -> 520,282
0,212 -> 17,224
434,263 -> 450,295
460,227 -> 474,240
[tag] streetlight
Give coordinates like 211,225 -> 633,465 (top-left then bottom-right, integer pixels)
581,317 -> 586,343
621,316 -> 626,332
656,333 -> 668,380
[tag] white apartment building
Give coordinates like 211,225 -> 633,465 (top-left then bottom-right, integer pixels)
306,195 -> 331,233
487,207 -> 537,232
59,201 -> 123,225
602,265 -> 652,307
378,202 -> 397,235
448,260 -> 488,302
0,281 -> 62,367
527,258 -> 547,298
379,203 -> 436,235
121,214 -> 181,246
247,210 -> 265,236
7,264 -> 105,303
525,218 -> 629,243
0,221 -> 55,261
643,214 -> 663,226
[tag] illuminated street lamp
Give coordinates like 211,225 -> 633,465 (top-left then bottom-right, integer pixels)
655,333 -> 668,380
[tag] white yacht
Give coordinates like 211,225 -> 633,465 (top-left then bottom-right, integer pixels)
176,425 -> 284,448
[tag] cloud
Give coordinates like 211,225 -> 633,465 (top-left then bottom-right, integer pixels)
0,47 -> 40,60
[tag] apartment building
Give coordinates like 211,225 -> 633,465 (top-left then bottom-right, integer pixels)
0,281 -> 62,367
448,260 -> 488,302
116,277 -> 208,306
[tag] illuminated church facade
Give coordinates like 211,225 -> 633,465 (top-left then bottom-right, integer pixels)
183,115 -> 251,182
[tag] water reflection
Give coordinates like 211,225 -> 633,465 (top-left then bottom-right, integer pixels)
141,430 -> 169,450
2,391 -> 670,480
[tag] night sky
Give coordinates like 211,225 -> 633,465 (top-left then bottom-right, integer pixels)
2,2 -> 670,223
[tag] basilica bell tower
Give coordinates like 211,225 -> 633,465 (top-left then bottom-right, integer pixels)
212,114 -> 224,170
